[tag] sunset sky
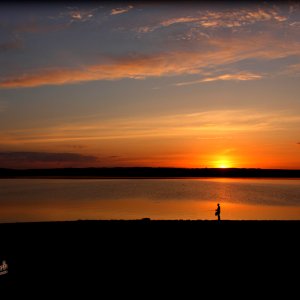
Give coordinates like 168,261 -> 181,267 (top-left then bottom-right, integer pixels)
1,0 -> 300,169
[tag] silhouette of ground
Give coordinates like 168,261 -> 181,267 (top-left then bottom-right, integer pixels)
1,219 -> 299,293
1,167 -> 300,178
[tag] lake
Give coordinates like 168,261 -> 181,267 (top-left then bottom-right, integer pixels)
0,178 -> 300,222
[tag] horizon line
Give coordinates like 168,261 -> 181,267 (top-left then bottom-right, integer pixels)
1,166 -> 300,171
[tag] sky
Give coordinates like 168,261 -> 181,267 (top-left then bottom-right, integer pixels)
0,0 -> 300,169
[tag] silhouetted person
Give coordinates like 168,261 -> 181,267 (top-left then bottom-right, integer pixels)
215,203 -> 221,222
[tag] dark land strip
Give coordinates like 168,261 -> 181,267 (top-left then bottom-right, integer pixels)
1,167 -> 300,178
1,219 -> 299,293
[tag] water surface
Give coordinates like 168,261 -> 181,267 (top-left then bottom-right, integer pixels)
0,178 -> 300,222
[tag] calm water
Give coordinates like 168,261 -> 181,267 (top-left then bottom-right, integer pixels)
0,178 -> 300,222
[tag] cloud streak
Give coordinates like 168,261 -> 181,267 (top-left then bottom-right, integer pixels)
200,73 -> 262,82
0,3 -> 299,89
0,151 -> 97,162
50,7 -> 99,24
160,16 -> 199,27
1,109 -> 300,146
175,72 -> 262,86
68,9 -> 95,22
1,31 -> 300,89
110,5 -> 133,15
136,7 -> 288,33
0,151 -> 99,168
196,8 -> 287,28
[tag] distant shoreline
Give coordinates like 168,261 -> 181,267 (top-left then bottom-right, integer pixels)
1,167 -> 300,178
1,176 -> 300,180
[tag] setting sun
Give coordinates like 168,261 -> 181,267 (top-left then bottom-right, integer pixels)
219,165 -> 229,169
214,158 -> 232,169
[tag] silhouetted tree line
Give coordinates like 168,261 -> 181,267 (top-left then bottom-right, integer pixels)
1,167 -> 300,178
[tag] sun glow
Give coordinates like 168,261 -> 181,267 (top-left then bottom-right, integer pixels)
214,158 -> 232,169
219,164 -> 228,169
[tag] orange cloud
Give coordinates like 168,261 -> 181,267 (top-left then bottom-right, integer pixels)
197,8 -> 288,28
0,151 -> 100,169
136,7 -> 288,33
1,33 -> 299,88
2,109 -> 300,146
175,72 -> 262,86
160,17 -> 199,27
201,73 -> 263,82
68,9 -> 95,22
0,53 -> 198,88
111,6 -> 133,15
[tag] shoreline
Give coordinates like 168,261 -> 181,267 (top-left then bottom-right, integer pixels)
1,218 -> 300,225
1,167 -> 300,179
1,176 -> 300,180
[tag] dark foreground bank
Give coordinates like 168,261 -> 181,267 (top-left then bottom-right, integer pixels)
1,220 -> 299,294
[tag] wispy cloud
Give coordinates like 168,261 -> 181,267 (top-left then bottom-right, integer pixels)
196,8 -> 287,28
0,3 -> 299,90
201,73 -> 263,82
175,72 -> 262,86
0,52 -> 202,88
136,16 -> 199,33
68,9 -> 95,22
136,7 -> 288,33
1,109 -> 300,146
0,151 -> 97,162
0,53 -> 195,88
290,21 -> 300,27
0,151 -> 98,168
111,5 -> 133,16
160,16 -> 199,27
1,30 -> 299,89
58,7 -> 98,23
43,6 -> 99,30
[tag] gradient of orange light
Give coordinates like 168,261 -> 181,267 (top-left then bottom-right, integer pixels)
2,115 -> 300,169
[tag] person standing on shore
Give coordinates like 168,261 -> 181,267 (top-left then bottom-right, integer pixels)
215,203 -> 221,223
